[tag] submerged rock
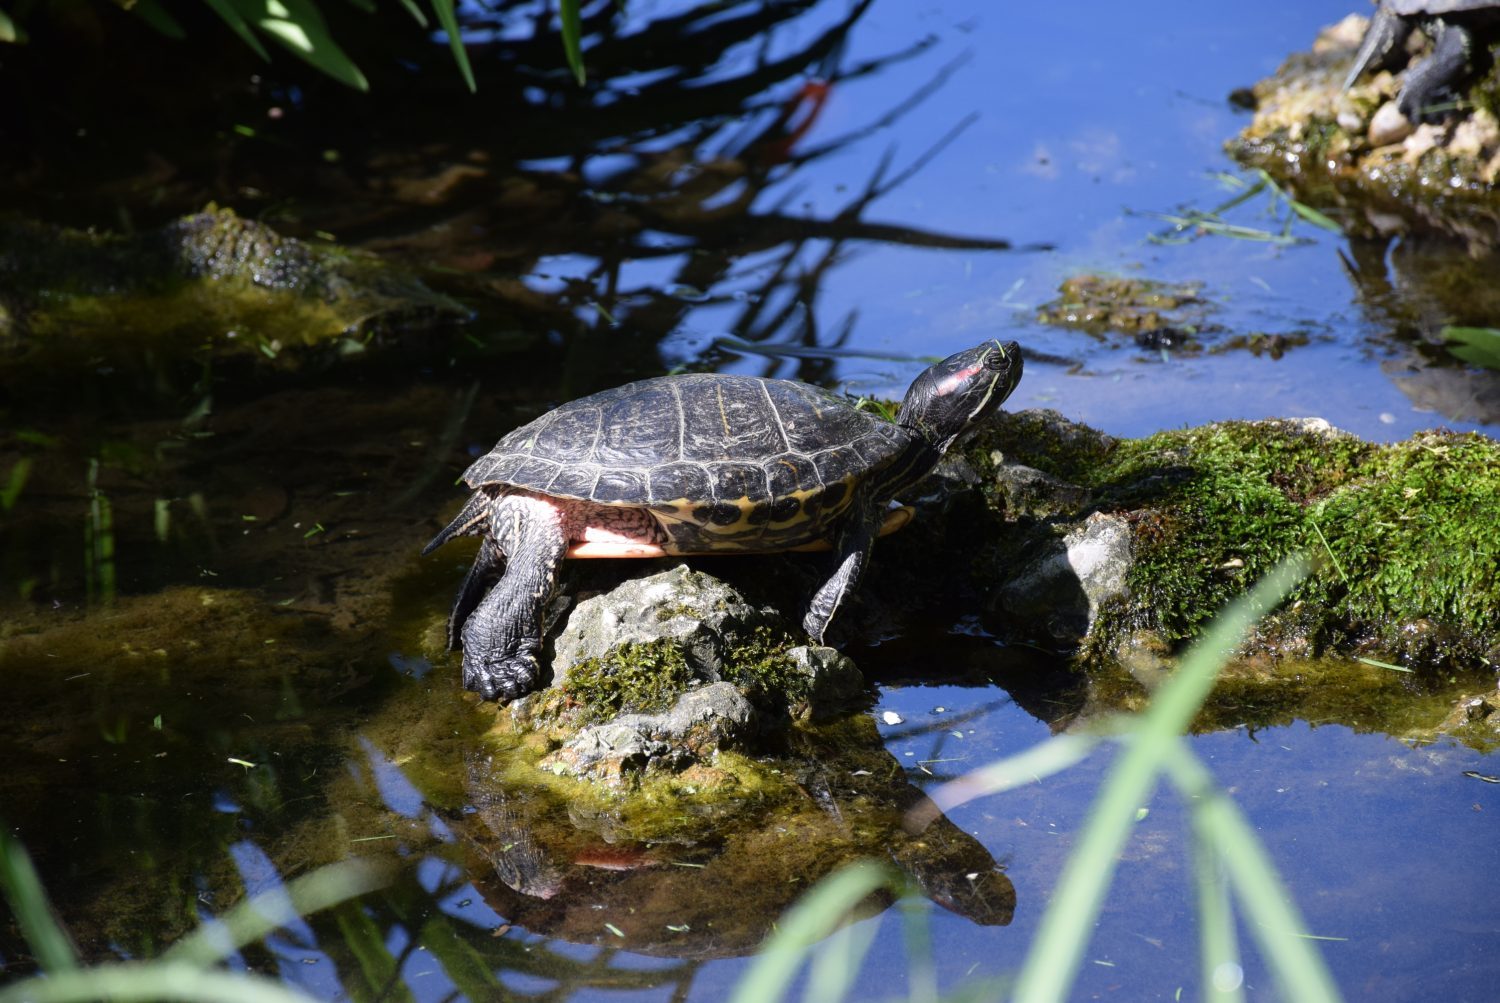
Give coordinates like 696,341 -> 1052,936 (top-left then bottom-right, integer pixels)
426,710 -> 1015,959
1035,273 -> 1214,348
0,207 -> 470,357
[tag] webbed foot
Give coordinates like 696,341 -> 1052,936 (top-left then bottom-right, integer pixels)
463,650 -> 543,703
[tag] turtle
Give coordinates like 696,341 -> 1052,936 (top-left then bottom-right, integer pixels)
1343,1 -> 1500,121
423,340 -> 1023,702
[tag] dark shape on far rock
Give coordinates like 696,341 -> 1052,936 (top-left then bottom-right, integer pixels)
1343,1 -> 1500,122
423,341 -> 1024,702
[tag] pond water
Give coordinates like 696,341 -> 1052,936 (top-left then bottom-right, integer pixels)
2,0 -> 1498,1000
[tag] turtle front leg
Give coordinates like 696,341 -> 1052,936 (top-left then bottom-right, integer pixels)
459,495 -> 569,702
804,492 -> 883,643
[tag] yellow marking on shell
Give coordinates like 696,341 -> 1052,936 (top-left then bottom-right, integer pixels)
566,504 -> 911,558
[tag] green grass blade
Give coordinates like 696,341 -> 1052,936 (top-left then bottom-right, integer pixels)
730,861 -> 900,1003
0,7 -> 25,43
1011,556 -> 1310,1003
232,0 -> 369,91
334,899 -> 404,998
896,894 -> 936,1003
0,964 -> 321,1003
1441,326 -> 1500,370
1287,200 -> 1342,233
0,827 -> 78,972
129,0 -> 186,39
414,913 -> 505,998
1,457 -> 30,511
1166,750 -> 1343,1003
165,858 -> 392,966
802,911 -> 882,1003
395,0 -> 427,25
1189,789 -> 1245,1002
559,0 -> 585,85
910,732 -> 1098,829
200,0 -> 271,60
428,0 -> 476,92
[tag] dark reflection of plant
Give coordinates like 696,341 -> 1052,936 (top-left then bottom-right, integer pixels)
4,1 -> 1032,399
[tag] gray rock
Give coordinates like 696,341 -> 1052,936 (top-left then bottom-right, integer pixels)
784,646 -> 867,718
989,460 -> 1092,518
539,681 -> 757,783
551,564 -> 781,686
993,512 -> 1134,643
1368,100 -> 1414,147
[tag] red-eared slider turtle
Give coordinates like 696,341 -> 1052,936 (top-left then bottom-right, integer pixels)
424,341 -> 1023,701
1344,1 -> 1500,121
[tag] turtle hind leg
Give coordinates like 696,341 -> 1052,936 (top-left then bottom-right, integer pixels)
459,495 -> 570,702
447,535 -> 504,651
1343,5 -> 1412,91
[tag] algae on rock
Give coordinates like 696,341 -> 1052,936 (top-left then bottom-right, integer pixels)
0,207 -> 470,357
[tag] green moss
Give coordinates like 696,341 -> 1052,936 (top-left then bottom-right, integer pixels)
720,624 -> 810,707
561,640 -> 696,720
975,409 -> 1117,482
558,624 -> 808,725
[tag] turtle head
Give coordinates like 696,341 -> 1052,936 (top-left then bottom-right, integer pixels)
899,341 -> 1023,453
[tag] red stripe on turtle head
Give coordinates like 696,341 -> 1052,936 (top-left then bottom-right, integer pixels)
935,364 -> 985,396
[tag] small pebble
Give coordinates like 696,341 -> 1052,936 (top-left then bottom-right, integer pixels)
1379,412 -> 1396,424
881,711 -> 904,726
1368,101 -> 1413,147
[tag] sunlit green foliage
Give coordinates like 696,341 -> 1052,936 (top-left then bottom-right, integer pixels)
1442,326 -> 1500,371
0,0 -> 589,92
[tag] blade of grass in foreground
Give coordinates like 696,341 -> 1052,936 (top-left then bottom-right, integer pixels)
165,858 -> 393,966
906,732 -> 1099,833
1011,555 -> 1311,1003
0,825 -> 78,973
1166,748 -> 1341,1003
729,861 -> 903,1003
1190,799 -> 1245,1002
0,965 -> 318,1003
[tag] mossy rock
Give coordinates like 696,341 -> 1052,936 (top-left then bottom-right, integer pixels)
974,410 -> 1500,672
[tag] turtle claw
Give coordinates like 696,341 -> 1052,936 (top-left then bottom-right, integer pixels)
464,651 -> 542,703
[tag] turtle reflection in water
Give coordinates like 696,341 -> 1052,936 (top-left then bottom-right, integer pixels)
455,720 -> 1016,956
425,341 -> 1025,701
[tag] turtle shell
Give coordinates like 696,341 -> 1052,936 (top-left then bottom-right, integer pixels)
1387,1 -> 1498,14
463,373 -> 914,548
